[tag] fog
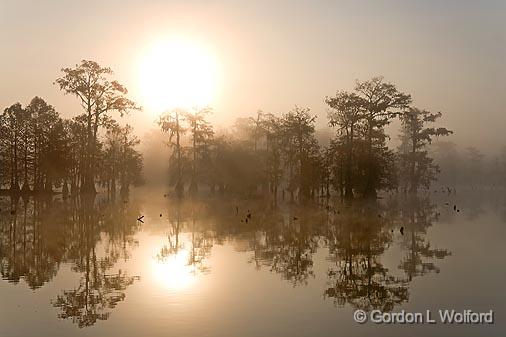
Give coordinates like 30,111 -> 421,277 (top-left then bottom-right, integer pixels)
1,3 -> 506,335
1,0 -> 505,155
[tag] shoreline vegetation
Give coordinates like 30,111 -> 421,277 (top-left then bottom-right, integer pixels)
1,59 -> 504,202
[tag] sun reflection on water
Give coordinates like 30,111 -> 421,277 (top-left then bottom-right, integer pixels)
151,248 -> 197,291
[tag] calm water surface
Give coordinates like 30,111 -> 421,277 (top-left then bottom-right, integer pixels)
1,189 -> 505,337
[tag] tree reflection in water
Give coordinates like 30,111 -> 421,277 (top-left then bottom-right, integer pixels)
0,194 -> 141,327
323,201 -> 408,311
155,196 -> 451,311
156,200 -> 214,277
392,196 -> 451,281
246,206 -> 324,286
1,193 -> 455,326
0,196 -> 64,288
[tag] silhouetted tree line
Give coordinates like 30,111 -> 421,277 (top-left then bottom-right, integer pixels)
0,60 -> 143,196
159,76 -> 453,201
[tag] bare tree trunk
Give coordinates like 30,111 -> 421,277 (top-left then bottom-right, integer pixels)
364,121 -> 377,198
22,133 -> 30,192
189,124 -> 198,195
11,128 -> 20,192
409,134 -> 417,194
344,126 -> 354,199
175,112 -> 183,197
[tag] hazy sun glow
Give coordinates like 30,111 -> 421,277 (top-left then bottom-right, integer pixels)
139,37 -> 220,115
152,248 -> 196,291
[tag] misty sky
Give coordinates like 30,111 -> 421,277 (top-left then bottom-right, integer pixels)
1,0 -> 505,152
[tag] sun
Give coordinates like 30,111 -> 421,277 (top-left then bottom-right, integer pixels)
139,37 -> 220,115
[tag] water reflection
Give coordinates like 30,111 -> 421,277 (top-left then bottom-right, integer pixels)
392,197 -> 451,281
154,203 -> 196,290
0,193 -> 459,329
151,196 -> 452,313
323,202 -> 408,311
247,207 -> 323,286
155,202 -> 213,285
0,195 -> 141,327
0,196 -> 62,288
53,270 -> 139,328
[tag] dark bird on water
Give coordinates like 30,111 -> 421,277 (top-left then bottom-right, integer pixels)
453,205 -> 457,211
400,226 -> 404,235
137,215 -> 145,223
160,214 -> 162,217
